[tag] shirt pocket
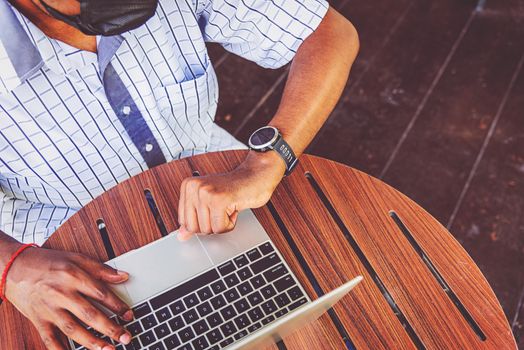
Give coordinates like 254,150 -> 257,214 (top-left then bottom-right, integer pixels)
152,62 -> 218,146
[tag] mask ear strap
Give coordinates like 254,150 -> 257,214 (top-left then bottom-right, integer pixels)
40,0 -> 97,35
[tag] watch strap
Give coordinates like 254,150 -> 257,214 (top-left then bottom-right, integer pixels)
273,136 -> 298,176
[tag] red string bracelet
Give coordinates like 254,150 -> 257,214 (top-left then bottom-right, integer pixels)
0,243 -> 39,302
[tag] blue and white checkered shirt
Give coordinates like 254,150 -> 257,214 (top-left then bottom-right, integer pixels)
0,0 -> 328,244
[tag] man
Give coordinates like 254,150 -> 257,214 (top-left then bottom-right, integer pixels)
0,0 -> 358,348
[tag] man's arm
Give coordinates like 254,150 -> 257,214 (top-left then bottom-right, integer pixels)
178,8 -> 359,239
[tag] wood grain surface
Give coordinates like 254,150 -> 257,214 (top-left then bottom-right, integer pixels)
0,151 -> 516,349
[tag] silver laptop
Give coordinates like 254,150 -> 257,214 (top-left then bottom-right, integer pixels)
70,210 -> 362,350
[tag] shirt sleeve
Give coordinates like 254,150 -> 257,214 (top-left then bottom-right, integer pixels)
197,0 -> 329,69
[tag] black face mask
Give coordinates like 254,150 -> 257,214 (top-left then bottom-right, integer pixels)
41,0 -> 158,36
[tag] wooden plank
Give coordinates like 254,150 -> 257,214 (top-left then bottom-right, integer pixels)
304,155 -> 516,348
270,164 -> 417,348
379,12 -> 524,332
446,53 -> 524,347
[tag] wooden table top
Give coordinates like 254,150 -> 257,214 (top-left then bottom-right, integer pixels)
0,150 -> 516,349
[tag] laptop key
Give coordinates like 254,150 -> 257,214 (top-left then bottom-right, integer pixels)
288,286 -> 305,300
197,286 -> 213,301
261,315 -> 275,325
233,314 -> 250,329
209,294 -> 226,309
260,284 -> 276,299
176,344 -> 193,350
220,321 -> 237,336
154,323 -> 171,339
126,321 -> 143,336
179,326 -> 195,343
124,338 -> 141,350
140,330 -> 156,346
259,242 -> 275,255
155,307 -> 172,323
170,300 -> 186,315
237,267 -> 253,281
289,298 -> 307,311
264,264 -> 288,283
275,292 -> 291,308
233,254 -> 249,268
251,253 -> 279,274
218,261 -> 236,276
206,312 -> 223,328
224,273 -> 240,288
210,280 -> 226,294
195,302 -> 211,318
234,330 -> 248,340
192,335 -> 209,350
192,319 -> 209,335
248,306 -> 263,322
246,248 -> 262,262
274,275 -> 295,292
151,269 -> 219,310
163,334 -> 181,349
133,302 -> 152,319
219,337 -> 234,347
220,305 -> 237,320
141,314 -> 158,330
183,293 -> 199,309
250,275 -> 266,289
261,300 -> 278,315
247,291 -> 263,306
168,316 -> 185,332
248,322 -> 262,333
233,298 -> 250,314
205,329 -> 223,344
149,342 -> 166,350
224,288 -> 240,303
237,281 -> 253,296
182,309 -> 198,324
275,309 -> 289,318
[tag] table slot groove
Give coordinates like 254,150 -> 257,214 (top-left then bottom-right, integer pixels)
96,219 -> 115,259
144,189 -> 169,237
305,172 -> 426,350
266,201 -> 357,350
389,210 -> 487,341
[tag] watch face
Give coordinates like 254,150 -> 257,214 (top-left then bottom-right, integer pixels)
249,127 -> 278,149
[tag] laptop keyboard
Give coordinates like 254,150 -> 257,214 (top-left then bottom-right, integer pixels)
71,241 -> 308,350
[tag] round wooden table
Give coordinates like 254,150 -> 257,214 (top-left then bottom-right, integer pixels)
0,151 -> 516,349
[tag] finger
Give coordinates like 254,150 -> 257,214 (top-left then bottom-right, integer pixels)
73,269 -> 133,322
55,310 -> 112,350
185,199 -> 200,234
196,204 -> 212,234
178,179 -> 187,228
67,294 -> 131,345
71,255 -> 129,284
210,208 -> 236,234
37,323 -> 67,350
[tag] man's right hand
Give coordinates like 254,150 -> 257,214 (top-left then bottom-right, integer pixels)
4,246 -> 133,350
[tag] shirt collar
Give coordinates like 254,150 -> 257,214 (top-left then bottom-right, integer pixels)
0,0 -> 125,95
0,0 -> 44,94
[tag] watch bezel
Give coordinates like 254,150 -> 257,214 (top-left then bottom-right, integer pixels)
248,126 -> 280,151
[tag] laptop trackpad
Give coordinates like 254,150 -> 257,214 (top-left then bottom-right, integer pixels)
110,235 -> 213,305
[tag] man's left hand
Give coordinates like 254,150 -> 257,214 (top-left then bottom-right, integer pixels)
177,151 -> 286,240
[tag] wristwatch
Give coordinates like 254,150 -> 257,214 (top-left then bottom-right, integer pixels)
248,126 -> 298,176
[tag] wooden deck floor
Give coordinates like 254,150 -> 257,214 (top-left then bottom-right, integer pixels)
207,0 -> 524,346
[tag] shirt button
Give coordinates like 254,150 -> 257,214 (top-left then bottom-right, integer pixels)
145,143 -> 153,152
122,105 -> 131,116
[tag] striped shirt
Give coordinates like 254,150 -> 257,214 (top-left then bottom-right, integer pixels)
0,0 -> 328,245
